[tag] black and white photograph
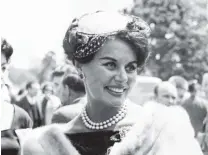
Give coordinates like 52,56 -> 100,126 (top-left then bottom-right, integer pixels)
1,0 -> 208,154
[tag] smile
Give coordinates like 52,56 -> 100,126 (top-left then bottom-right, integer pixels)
105,86 -> 127,96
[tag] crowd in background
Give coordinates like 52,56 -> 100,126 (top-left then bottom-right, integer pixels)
1,36 -> 208,154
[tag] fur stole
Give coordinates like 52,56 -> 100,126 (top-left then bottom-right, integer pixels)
23,105 -> 203,155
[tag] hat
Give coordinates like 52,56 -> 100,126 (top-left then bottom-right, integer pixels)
63,11 -> 151,64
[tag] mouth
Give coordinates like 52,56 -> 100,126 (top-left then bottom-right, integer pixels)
105,86 -> 127,97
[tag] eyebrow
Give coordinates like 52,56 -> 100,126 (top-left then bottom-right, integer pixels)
100,57 -> 138,64
128,61 -> 138,65
99,57 -> 117,62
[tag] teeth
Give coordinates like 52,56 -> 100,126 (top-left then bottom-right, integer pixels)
108,87 -> 124,93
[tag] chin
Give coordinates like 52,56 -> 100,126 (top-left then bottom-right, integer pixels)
106,97 -> 126,107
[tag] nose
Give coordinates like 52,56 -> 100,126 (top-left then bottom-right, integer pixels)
114,68 -> 128,84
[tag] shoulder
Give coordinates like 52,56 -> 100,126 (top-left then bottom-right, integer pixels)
22,124 -> 68,153
17,96 -> 27,105
22,124 -> 78,155
54,104 -> 83,117
52,103 -> 83,124
13,105 -> 32,126
14,105 -> 29,118
48,95 -> 62,107
14,104 -> 27,115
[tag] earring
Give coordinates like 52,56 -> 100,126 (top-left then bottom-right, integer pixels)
79,73 -> 85,79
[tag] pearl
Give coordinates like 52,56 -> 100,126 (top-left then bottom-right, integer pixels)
81,104 -> 127,130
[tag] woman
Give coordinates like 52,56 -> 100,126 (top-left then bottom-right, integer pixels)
22,11 -> 202,155
1,38 -> 33,155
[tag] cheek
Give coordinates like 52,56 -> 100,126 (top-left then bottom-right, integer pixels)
127,74 -> 137,89
85,65 -> 112,86
84,66 -> 114,96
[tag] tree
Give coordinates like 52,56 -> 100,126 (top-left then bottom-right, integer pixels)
128,0 -> 208,82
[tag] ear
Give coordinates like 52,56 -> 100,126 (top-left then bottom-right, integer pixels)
74,61 -> 82,70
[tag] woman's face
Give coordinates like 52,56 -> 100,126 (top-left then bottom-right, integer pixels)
81,39 -> 138,107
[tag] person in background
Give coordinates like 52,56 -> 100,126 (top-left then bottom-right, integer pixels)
182,81 -> 208,145
168,75 -> 189,104
15,88 -> 27,102
1,38 -> 33,155
51,64 -> 77,97
38,82 -> 62,125
154,81 -> 178,106
143,81 -> 178,114
51,74 -> 86,123
38,51 -> 57,84
58,74 -> 85,106
16,81 -> 41,128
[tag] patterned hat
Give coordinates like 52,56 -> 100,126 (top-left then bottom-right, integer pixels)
63,11 -> 151,64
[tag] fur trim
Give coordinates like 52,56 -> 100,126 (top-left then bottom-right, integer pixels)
38,126 -> 81,155
109,106 -> 203,155
35,106 -> 203,155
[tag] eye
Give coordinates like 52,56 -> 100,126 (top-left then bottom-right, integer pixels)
1,66 -> 6,72
103,62 -> 116,70
163,95 -> 170,99
126,63 -> 137,73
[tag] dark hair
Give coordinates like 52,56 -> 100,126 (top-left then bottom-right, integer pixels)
41,82 -> 54,94
63,11 -> 151,68
188,81 -> 198,92
62,74 -> 85,94
1,38 -> 13,62
51,71 -> 65,79
18,89 -> 25,95
26,81 -> 38,90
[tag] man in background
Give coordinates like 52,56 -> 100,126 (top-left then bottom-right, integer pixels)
51,64 -> 77,98
154,81 -> 178,106
38,82 -> 61,125
51,74 -> 85,123
182,81 -> 208,137
16,81 -> 41,128
168,75 -> 189,105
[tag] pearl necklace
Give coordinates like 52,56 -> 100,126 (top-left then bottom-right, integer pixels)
81,103 -> 127,130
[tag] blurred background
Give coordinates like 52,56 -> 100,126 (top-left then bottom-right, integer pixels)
1,0 -> 208,89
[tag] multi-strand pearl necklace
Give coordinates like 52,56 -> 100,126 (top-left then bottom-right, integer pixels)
81,103 -> 127,130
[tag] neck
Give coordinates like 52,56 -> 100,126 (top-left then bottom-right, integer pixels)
64,95 -> 78,106
85,98 -> 123,123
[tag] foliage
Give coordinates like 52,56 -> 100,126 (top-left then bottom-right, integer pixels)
127,0 -> 208,82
